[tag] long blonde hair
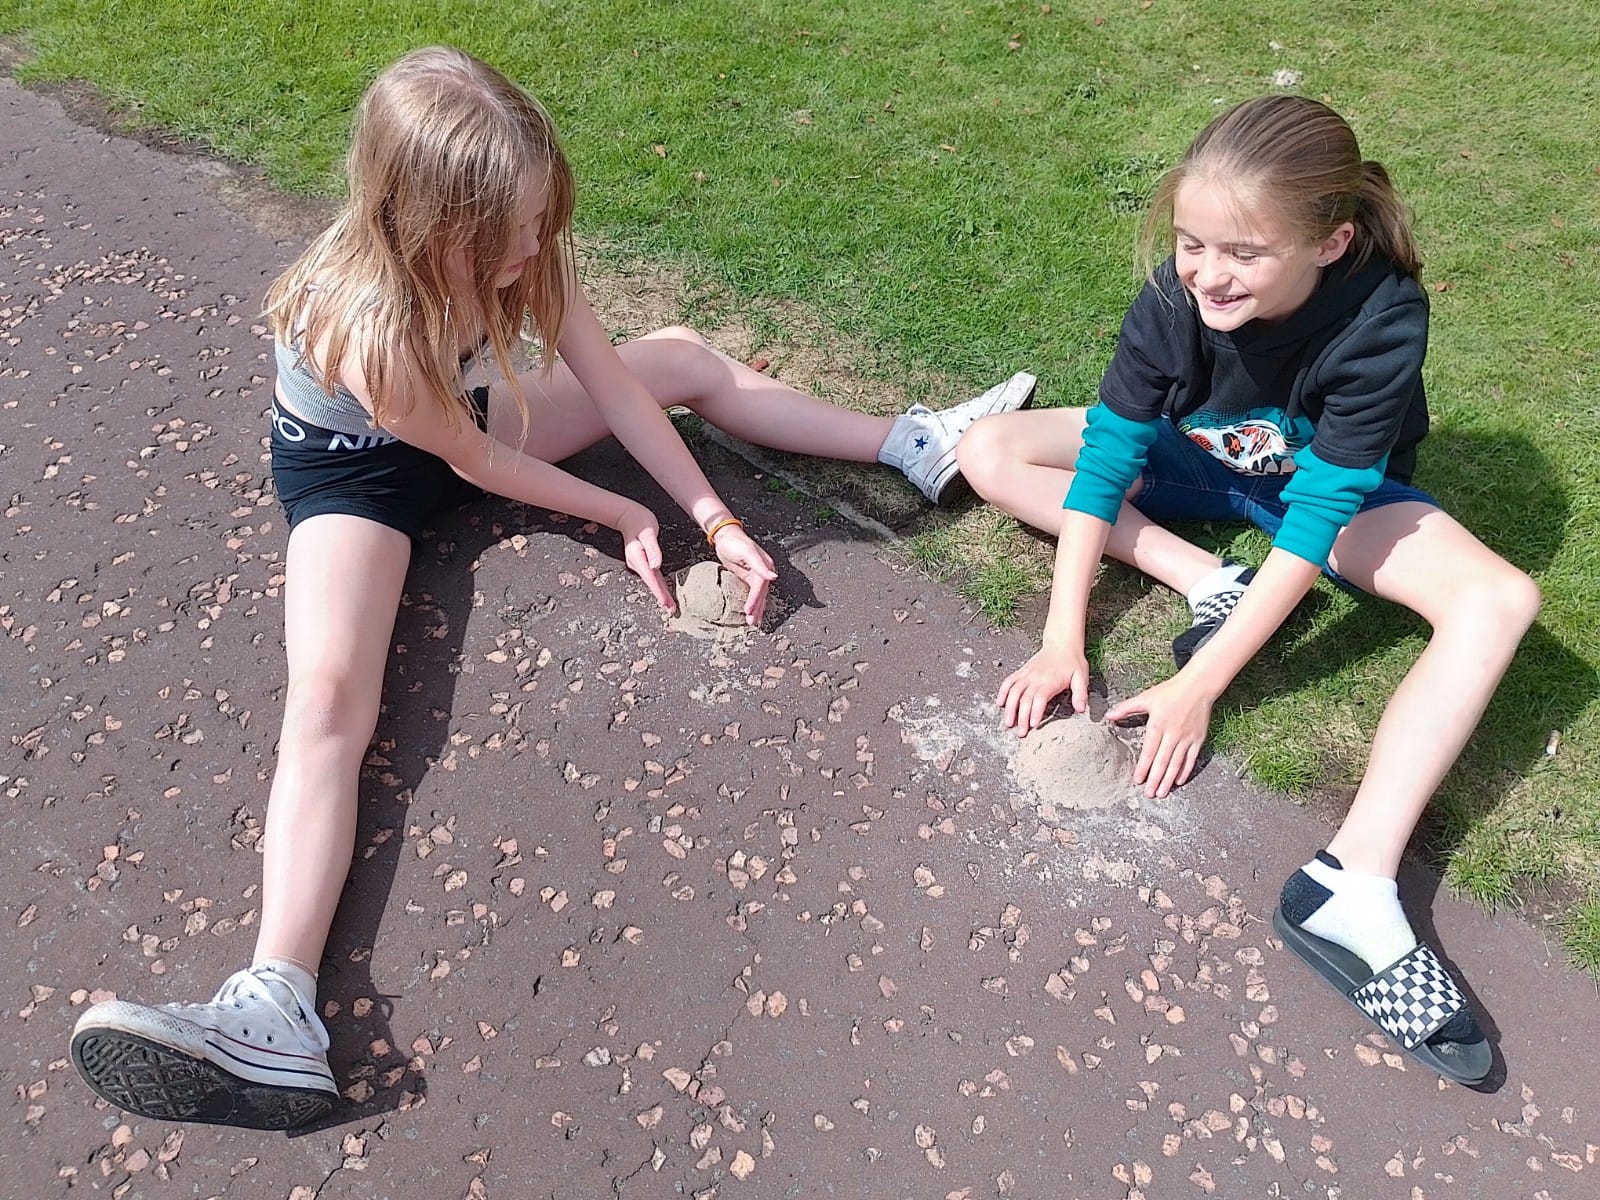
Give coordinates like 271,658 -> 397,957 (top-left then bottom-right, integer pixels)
1138,95 -> 1421,282
264,46 -> 577,430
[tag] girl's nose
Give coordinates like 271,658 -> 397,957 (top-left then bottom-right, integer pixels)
1193,250 -> 1228,291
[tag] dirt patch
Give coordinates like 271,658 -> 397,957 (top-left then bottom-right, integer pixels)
1010,715 -> 1139,817
892,700 -> 1163,840
666,561 -> 753,642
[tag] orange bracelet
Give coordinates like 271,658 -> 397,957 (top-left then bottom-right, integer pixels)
705,516 -> 744,546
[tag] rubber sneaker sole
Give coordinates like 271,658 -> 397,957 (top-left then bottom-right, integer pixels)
71,1027 -> 337,1130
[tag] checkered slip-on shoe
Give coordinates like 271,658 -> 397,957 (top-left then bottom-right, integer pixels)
1272,904 -> 1492,1086
1172,568 -> 1256,668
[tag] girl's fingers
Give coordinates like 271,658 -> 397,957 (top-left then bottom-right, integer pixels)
635,525 -> 664,570
643,565 -> 675,610
718,534 -> 778,581
1010,681 -> 1042,735
741,575 -> 770,625
1179,742 -> 1200,787
1150,732 -> 1194,798
1154,750 -> 1179,798
1152,743 -> 1179,798
1161,746 -> 1188,796
1028,689 -> 1052,732
722,559 -> 770,621
1133,736 -> 1156,785
624,540 -> 675,610
1073,670 -> 1092,713
997,675 -> 1020,726
1105,697 -> 1140,724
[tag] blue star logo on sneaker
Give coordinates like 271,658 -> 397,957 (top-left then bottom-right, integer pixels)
875,372 -> 1036,504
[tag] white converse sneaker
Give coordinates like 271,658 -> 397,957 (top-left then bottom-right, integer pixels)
70,965 -> 337,1129
878,371 -> 1037,503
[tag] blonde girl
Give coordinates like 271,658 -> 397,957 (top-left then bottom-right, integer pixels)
69,45 -> 1032,1129
958,95 -> 1538,1085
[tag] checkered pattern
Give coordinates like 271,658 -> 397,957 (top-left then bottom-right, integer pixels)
1173,568 -> 1257,668
1187,565 -> 1257,627
1351,943 -> 1466,1049
1191,586 -> 1246,625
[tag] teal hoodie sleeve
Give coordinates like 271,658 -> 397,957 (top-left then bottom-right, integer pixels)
1273,447 -> 1388,565
1063,404 -> 1161,521
1065,273 -> 1184,521
1273,272 -> 1428,565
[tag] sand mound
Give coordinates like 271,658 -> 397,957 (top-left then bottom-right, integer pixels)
1010,716 -> 1138,817
667,561 -> 753,641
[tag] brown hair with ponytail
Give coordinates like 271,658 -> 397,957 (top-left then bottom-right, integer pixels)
1138,95 -> 1421,282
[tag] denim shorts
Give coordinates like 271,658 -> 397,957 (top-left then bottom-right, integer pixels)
270,387 -> 490,540
1129,418 -> 1437,590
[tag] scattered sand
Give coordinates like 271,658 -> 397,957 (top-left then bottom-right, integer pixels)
1010,716 -> 1139,817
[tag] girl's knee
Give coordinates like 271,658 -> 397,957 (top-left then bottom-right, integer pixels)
1449,562 -> 1541,637
955,414 -> 1015,492
1491,565 -> 1542,629
627,327 -> 718,405
637,324 -> 713,373
282,671 -> 381,746
644,324 -> 709,349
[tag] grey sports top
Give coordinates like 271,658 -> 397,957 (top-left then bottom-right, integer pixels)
272,339 -> 394,439
272,337 -> 490,440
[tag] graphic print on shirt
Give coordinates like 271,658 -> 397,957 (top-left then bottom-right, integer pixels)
1178,408 -> 1316,476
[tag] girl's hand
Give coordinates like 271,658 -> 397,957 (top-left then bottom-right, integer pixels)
1106,675 -> 1215,799
616,504 -> 675,612
997,643 -> 1090,736
711,525 -> 778,626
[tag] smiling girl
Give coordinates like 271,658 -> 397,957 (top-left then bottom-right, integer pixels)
957,95 -> 1539,1084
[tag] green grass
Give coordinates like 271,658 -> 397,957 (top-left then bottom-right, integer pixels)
1560,901 -> 1600,976
4,0 -> 1597,964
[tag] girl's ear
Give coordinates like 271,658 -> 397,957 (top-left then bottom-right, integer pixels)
1316,220 -> 1357,267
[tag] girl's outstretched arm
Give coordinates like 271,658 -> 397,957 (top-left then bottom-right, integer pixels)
381,388 -> 681,610
554,286 -> 777,623
998,508 -> 1111,733
1107,548 -> 1320,797
325,326 -> 677,609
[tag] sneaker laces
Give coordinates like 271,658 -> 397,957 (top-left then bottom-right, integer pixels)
209,967 -> 330,1051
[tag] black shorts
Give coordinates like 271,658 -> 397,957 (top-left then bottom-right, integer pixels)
269,387 -> 490,540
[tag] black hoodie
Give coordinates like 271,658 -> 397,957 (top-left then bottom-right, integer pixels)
1066,254 -> 1430,566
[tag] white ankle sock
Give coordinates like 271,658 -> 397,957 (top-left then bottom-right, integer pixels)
1184,562 -> 1250,614
1299,856 -> 1417,970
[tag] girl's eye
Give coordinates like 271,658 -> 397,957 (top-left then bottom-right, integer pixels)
1232,251 -> 1259,264
1179,241 -> 1203,254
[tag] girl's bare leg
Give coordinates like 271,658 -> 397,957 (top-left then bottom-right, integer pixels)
956,408 -> 1224,593
1322,502 -> 1540,877
490,326 -> 891,464
253,513 -> 413,972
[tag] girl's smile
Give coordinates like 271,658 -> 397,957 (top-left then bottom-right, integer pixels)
1172,178 -> 1352,331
